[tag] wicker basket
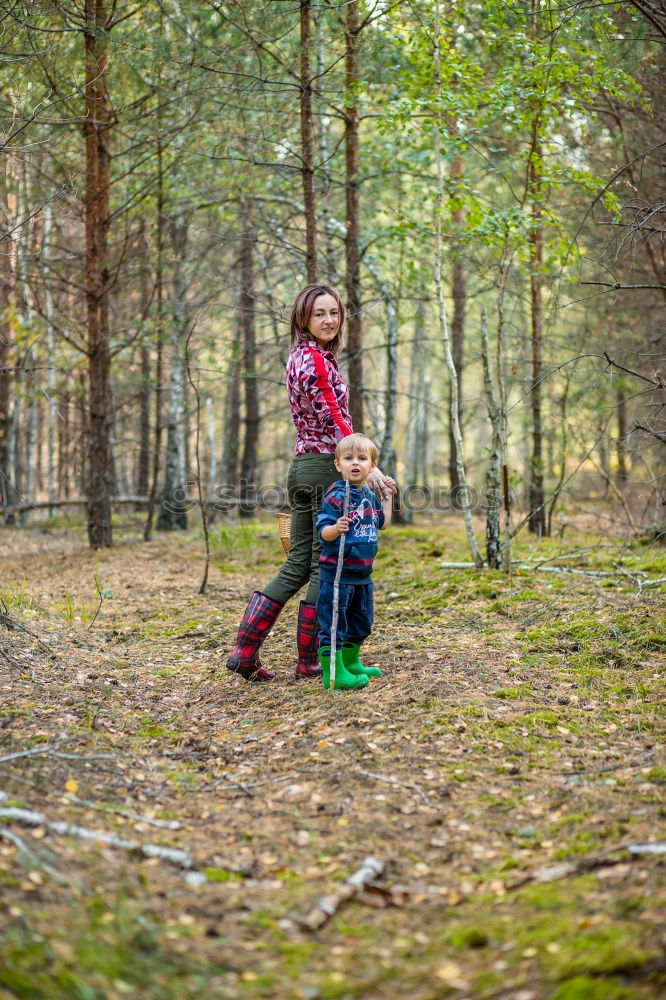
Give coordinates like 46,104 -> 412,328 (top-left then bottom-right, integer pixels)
277,512 -> 292,555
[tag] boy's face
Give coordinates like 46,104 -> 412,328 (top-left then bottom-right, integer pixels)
335,447 -> 375,486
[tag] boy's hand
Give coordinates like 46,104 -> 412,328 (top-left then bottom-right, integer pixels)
321,516 -> 351,542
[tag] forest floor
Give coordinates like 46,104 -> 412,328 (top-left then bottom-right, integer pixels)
0,510 -> 665,1000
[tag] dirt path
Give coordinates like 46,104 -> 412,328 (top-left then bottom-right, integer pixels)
0,518 -> 664,999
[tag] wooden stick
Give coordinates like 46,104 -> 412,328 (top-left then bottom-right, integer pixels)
329,478 -> 350,691
302,855 -> 384,930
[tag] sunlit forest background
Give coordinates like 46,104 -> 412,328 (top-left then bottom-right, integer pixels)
1,0 -> 664,550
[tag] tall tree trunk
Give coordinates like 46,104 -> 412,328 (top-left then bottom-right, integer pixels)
316,20 -> 338,284
316,10 -> 338,284
59,390 -> 70,499
42,203 -> 58,512
0,162 -> 16,514
144,134 -> 164,541
300,0 -> 317,282
84,0 -> 113,548
403,302 -> 426,525
136,225 -> 151,505
77,370 -> 87,496
22,350 -> 38,526
344,0 -> 363,431
616,386 -> 628,486
239,199 -> 258,519
378,280 -> 398,487
527,145 -> 546,536
481,310 -> 503,569
14,166 -> 32,525
448,156 -> 465,495
434,0 -> 483,568
158,210 -> 189,531
222,315 -> 241,489
206,395 -> 217,497
527,3 -> 547,537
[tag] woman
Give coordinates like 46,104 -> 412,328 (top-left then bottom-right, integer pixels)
226,284 -> 396,683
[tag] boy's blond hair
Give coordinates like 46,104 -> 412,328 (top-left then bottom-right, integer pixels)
335,433 -> 379,465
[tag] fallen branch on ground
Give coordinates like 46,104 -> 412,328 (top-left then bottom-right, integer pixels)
507,842 -> 666,890
62,794 -> 182,830
0,744 -> 116,764
0,825 -> 69,885
301,856 -> 385,931
0,801 -> 192,869
355,768 -> 431,806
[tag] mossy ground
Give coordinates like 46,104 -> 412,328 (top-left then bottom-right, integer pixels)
0,513 -> 664,999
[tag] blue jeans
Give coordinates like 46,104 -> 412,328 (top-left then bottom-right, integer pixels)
317,580 -> 374,650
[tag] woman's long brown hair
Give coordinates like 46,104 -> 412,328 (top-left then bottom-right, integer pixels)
289,284 -> 345,357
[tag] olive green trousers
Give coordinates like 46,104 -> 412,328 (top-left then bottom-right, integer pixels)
262,453 -> 338,607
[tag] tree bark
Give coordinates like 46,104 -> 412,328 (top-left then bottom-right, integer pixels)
239,198 -> 259,519
300,0 -> 317,282
616,386 -> 628,485
206,395 -> 217,497
481,310 -> 503,569
144,134 -> 164,541
527,138 -> 547,536
157,210 -> 189,531
0,162 -> 15,514
222,316 -> 241,488
403,302 -> 426,525
434,0 -> 483,568
448,155 -> 465,495
316,10 -> 338,284
527,2 -> 547,538
84,0 -> 114,548
136,225 -> 151,505
379,284 -> 398,487
344,0 -> 363,432
42,203 -> 58,512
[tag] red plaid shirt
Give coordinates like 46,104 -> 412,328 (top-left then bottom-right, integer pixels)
286,339 -> 353,454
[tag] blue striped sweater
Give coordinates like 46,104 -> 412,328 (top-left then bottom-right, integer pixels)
316,481 -> 385,584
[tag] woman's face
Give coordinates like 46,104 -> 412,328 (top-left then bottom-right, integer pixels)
307,293 -> 340,349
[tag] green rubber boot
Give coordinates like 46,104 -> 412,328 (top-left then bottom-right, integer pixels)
342,642 -> 382,678
319,647 -> 369,691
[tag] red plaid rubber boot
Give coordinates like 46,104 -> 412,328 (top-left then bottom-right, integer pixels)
226,591 -> 283,682
295,601 -> 321,678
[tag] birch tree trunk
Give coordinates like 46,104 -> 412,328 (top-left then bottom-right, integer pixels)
448,156 -> 465,496
42,203 -> 58,512
496,258 -> 512,573
15,164 -> 33,526
84,0 -> 114,548
136,225 -> 151,504
403,302 -> 427,525
379,281 -> 398,486
206,395 -> 217,498
434,0 -> 483,568
239,198 -> 259,519
22,349 -> 38,526
344,0 -> 363,431
144,134 -> 164,541
300,0 -> 317,282
157,210 -> 189,531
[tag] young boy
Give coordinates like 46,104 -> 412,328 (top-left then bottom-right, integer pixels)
316,433 -> 393,690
